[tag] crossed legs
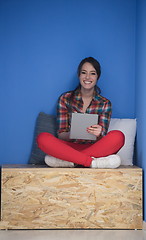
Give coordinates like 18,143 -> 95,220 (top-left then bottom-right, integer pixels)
37,130 -> 125,167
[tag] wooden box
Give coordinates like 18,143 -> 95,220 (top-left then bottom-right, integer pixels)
0,165 -> 143,229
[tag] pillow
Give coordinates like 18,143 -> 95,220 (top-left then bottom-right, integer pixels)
108,118 -> 137,165
29,112 -> 57,165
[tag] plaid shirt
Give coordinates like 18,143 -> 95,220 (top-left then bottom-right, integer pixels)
57,88 -> 112,143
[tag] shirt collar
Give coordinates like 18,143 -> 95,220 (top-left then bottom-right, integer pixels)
74,88 -> 99,101
74,88 -> 82,101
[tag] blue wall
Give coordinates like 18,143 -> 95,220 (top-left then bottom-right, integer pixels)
136,0 -> 146,220
0,0 -> 136,165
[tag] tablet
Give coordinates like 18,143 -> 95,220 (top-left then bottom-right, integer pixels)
70,112 -> 98,140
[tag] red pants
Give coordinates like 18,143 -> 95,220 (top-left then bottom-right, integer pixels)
37,130 -> 125,167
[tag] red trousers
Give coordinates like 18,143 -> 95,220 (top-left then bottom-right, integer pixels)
37,130 -> 125,167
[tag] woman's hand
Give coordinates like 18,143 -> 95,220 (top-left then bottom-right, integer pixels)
87,124 -> 102,138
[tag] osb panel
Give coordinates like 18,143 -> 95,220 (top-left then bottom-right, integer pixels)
0,166 -> 143,229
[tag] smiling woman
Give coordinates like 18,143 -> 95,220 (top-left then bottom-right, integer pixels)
37,57 -> 125,168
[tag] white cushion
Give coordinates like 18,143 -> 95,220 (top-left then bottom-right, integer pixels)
108,118 -> 137,165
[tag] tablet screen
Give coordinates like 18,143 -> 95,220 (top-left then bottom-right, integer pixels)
70,113 -> 98,140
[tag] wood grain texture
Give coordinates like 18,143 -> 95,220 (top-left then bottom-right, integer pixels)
0,165 -> 143,229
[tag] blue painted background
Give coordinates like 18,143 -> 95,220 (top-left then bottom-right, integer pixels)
0,0 -> 136,164
1,0 -> 146,219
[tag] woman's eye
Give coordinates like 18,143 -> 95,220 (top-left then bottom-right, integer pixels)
91,72 -> 96,75
81,71 -> 86,74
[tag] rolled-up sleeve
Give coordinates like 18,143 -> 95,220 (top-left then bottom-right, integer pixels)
98,100 -> 112,136
57,95 -> 70,134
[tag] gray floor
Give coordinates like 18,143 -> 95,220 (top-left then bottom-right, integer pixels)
0,229 -> 146,240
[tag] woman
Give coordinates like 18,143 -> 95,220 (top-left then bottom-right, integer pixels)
37,57 -> 125,168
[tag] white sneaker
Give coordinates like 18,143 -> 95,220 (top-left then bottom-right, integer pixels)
44,155 -> 74,168
90,155 -> 121,169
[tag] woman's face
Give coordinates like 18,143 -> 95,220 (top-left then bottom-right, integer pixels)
79,62 -> 98,91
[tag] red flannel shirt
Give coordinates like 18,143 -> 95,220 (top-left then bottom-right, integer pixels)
57,88 -> 112,143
